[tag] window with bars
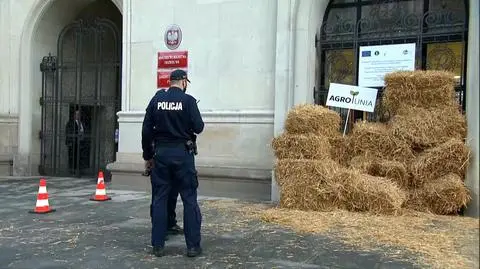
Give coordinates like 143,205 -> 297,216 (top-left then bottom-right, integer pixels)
315,0 -> 468,126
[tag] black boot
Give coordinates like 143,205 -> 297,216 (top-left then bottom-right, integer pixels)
186,247 -> 202,257
167,224 -> 183,235
152,246 -> 165,257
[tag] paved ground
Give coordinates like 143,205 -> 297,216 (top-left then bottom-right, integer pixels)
0,177 -> 419,269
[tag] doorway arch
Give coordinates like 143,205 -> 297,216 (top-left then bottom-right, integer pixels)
315,0 -> 469,124
40,17 -> 121,177
17,0 -> 123,176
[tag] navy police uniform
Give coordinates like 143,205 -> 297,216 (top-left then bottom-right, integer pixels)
142,69 -> 204,257
148,89 -> 182,236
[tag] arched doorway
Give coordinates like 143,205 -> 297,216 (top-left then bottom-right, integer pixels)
37,0 -> 122,177
315,0 -> 469,125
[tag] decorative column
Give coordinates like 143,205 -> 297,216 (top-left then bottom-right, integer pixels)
272,0 -> 299,202
465,0 -> 479,217
121,0 -> 132,112
271,0 -> 329,201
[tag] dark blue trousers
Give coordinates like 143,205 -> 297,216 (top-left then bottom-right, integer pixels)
150,145 -> 202,249
150,185 -> 178,227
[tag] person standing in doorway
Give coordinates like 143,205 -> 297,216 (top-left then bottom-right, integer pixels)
65,110 -> 85,175
142,69 -> 204,257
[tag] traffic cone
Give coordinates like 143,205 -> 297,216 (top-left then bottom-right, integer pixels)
29,178 -> 55,214
90,171 -> 111,201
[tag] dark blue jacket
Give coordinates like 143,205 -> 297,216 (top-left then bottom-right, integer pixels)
141,87 -> 204,160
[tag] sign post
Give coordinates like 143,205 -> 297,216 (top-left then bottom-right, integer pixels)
326,83 -> 378,136
342,108 -> 351,137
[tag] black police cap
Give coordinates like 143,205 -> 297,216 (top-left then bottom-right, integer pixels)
170,69 -> 190,82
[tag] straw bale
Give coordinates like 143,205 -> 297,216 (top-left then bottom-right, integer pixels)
405,174 -> 471,215
284,104 -> 342,137
279,185 -> 340,212
274,159 -> 340,186
382,70 -> 457,114
384,70 -> 456,90
389,106 -> 467,149
350,156 -> 410,189
349,156 -> 371,171
369,160 -> 410,189
275,159 -> 407,214
329,135 -> 352,166
410,139 -> 471,185
274,159 -> 342,211
272,133 -> 331,160
332,169 -> 407,214
349,121 -> 415,164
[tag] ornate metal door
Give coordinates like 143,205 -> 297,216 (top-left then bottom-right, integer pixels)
39,18 -> 121,177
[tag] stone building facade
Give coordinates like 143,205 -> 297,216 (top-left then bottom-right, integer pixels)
0,0 -> 478,216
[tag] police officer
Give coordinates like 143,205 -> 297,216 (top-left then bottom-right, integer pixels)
144,89 -> 183,237
142,69 -> 204,257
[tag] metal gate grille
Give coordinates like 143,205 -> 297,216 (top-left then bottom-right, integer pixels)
39,18 -> 121,177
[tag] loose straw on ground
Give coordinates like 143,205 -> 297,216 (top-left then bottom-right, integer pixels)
259,207 -> 479,269
201,197 -> 479,269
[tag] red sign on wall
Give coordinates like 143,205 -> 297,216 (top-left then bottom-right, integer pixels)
156,51 -> 189,89
157,70 -> 171,89
158,51 -> 188,69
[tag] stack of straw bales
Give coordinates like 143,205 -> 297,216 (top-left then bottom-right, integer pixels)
272,70 -> 472,216
272,104 -> 407,215
348,70 -> 471,215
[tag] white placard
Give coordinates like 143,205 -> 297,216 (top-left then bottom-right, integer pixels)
326,83 -> 378,113
358,43 -> 416,87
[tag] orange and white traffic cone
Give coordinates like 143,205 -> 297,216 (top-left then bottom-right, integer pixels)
90,171 -> 111,201
29,178 -> 55,214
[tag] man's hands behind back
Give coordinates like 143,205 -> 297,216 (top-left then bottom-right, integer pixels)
142,159 -> 154,177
